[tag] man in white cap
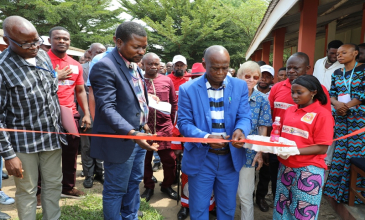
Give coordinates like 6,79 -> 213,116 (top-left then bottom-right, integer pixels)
255,64 -> 274,96
40,36 -> 51,52
167,55 -> 189,97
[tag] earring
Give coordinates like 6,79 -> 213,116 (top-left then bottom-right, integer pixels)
311,95 -> 314,100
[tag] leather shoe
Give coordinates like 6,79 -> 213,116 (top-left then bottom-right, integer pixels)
256,198 -> 269,212
161,186 -> 179,200
83,176 -> 93,188
177,206 -> 189,220
2,171 -> 8,180
152,176 -> 157,183
94,174 -> 104,184
0,211 -> 10,220
141,188 -> 154,202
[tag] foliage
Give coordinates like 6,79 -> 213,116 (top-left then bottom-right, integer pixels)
118,0 -> 268,68
0,0 -> 123,49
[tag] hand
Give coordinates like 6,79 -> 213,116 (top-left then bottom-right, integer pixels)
252,152 -> 263,170
333,101 -> 348,111
81,115 -> 91,132
56,65 -> 73,80
149,94 -> 160,103
143,124 -> 151,134
231,129 -> 245,148
207,135 -> 230,149
5,157 -> 23,178
278,154 -> 290,160
174,149 -> 183,157
134,132 -> 159,151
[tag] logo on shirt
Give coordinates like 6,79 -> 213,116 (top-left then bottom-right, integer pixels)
301,112 -> 317,124
282,125 -> 309,139
69,65 -> 79,74
59,80 -> 75,86
274,102 -> 293,110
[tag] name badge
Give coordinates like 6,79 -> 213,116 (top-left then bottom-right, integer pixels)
69,65 -> 79,74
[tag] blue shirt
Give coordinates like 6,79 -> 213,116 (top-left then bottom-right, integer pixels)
244,90 -> 272,167
86,47 -> 114,86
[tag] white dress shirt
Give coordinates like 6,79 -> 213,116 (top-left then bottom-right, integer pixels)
313,57 -> 344,91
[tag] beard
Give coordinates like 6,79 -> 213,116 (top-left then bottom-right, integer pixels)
175,69 -> 184,77
258,83 -> 270,90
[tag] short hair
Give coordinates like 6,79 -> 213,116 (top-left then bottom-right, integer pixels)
49,26 -> 69,38
256,61 -> 266,66
278,67 -> 286,72
328,40 -> 343,50
341,43 -> 360,60
290,52 -> 310,66
292,75 -> 327,105
237,61 -> 261,78
358,43 -> 365,48
115,21 -> 147,43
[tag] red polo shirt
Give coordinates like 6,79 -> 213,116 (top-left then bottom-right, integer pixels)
279,101 -> 334,169
48,50 -> 84,114
268,78 -> 331,124
167,72 -> 189,98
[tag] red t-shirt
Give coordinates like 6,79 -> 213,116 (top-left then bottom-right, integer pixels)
279,101 -> 334,169
268,78 -> 331,124
167,72 -> 189,98
48,50 -> 84,114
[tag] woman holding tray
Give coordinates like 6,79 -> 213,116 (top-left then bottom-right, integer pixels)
237,61 -> 272,220
273,75 -> 334,220
323,44 -> 365,203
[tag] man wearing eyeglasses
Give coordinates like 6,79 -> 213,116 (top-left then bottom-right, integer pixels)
47,26 -> 91,198
0,16 -> 66,220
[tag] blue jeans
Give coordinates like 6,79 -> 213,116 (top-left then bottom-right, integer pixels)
188,152 -> 239,220
103,144 -> 146,220
153,151 -> 160,164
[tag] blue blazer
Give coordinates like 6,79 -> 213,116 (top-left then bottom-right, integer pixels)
177,75 -> 252,176
89,48 -> 148,164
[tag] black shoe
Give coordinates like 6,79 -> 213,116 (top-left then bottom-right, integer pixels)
161,186 -> 179,200
83,176 -> 93,188
138,210 -> 143,217
94,174 -> 104,184
209,207 -> 217,216
152,163 -> 161,172
177,206 -> 189,220
0,211 -> 10,220
152,176 -> 157,183
256,198 -> 269,212
2,171 -> 8,180
141,188 -> 154,202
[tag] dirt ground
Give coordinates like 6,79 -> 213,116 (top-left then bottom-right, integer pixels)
0,155 -> 341,219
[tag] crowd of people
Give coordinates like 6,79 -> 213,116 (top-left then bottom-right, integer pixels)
0,15 -> 363,220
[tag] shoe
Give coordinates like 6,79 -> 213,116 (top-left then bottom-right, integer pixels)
138,210 -> 143,217
61,188 -> 85,198
152,162 -> 161,172
209,207 -> 217,217
161,186 -> 179,200
2,171 -> 8,180
80,171 -> 85,177
0,191 -> 14,205
0,211 -> 10,220
83,176 -> 94,188
94,174 -> 104,184
177,206 -> 189,220
141,188 -> 154,202
37,194 -> 41,209
152,176 -> 157,183
256,198 -> 269,212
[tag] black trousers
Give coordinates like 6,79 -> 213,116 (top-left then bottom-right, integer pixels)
255,154 -> 280,200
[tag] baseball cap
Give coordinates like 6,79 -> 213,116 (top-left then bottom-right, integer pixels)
260,65 -> 274,77
185,63 -> 205,77
41,36 -> 51,46
172,55 -> 187,65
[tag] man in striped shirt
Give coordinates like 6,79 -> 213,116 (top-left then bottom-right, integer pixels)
0,16 -> 65,220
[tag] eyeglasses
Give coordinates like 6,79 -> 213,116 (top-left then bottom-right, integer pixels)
244,75 -> 260,80
5,36 -> 43,49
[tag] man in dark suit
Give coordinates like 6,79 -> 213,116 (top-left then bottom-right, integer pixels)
177,45 -> 252,219
89,22 -> 158,219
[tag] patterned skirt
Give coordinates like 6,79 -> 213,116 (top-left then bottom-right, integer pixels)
323,115 -> 365,203
273,164 -> 325,220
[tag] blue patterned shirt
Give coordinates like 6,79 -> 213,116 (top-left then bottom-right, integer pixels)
243,90 -> 272,167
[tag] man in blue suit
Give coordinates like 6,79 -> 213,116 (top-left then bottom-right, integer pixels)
177,45 -> 252,219
89,21 -> 158,220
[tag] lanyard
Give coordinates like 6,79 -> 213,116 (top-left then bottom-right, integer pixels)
343,61 -> 357,93
35,62 -> 57,78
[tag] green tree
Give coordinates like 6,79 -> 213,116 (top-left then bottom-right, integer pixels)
0,0 -> 123,49
118,0 -> 268,68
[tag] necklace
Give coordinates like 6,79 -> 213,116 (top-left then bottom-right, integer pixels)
326,59 -> 334,65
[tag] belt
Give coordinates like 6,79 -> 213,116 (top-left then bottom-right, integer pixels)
208,148 -> 230,155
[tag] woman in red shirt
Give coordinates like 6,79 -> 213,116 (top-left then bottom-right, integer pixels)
273,75 -> 334,220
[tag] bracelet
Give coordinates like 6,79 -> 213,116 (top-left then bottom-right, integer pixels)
131,131 -> 140,143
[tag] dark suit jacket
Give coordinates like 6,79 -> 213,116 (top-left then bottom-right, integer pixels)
89,48 -> 148,163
